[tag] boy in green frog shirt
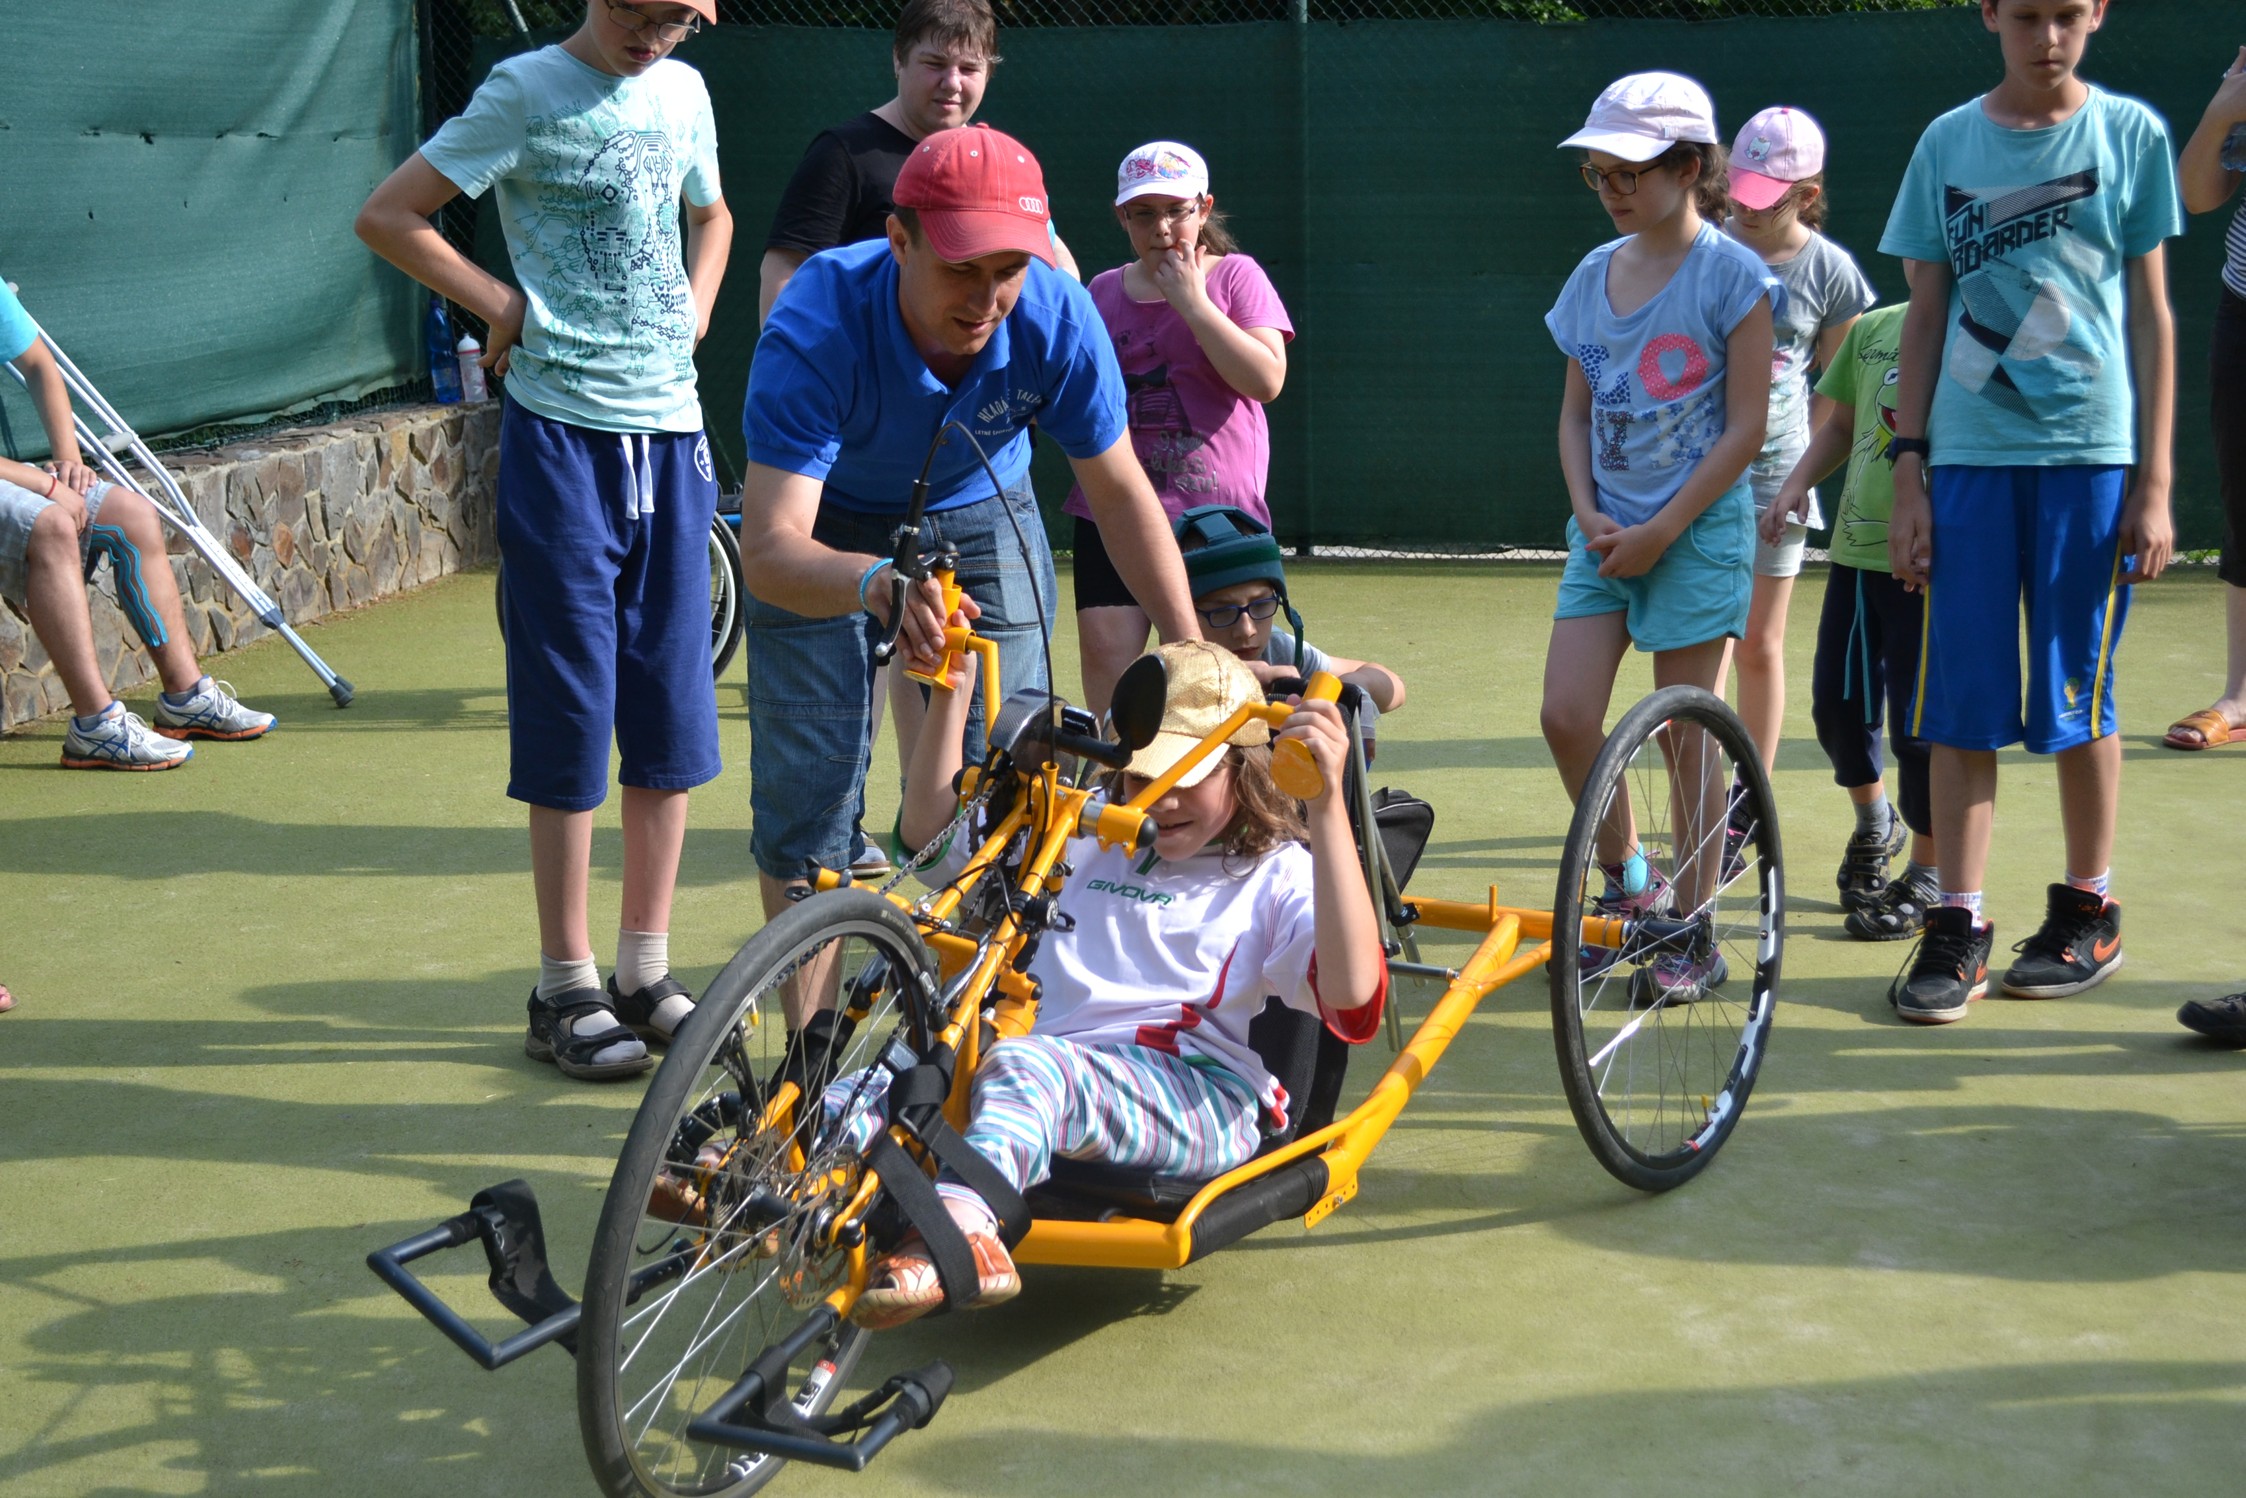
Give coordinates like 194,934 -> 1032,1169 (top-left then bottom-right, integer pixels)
1766,301 -> 1936,943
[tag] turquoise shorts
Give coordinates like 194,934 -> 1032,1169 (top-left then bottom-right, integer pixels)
1554,483 -> 1754,653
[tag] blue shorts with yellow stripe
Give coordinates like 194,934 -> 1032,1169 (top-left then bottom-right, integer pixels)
1912,464 -> 2131,755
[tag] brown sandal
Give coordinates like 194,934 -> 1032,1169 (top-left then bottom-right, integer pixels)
2163,708 -> 2236,750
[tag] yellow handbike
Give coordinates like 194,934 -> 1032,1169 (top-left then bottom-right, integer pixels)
369,531 -> 1785,1498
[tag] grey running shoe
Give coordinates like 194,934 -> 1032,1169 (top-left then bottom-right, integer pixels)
153,677 -> 276,741
1580,863 -> 1673,980
61,706 -> 193,771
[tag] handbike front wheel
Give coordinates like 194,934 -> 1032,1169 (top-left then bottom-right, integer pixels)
1551,685 -> 1782,1191
577,889 -> 939,1498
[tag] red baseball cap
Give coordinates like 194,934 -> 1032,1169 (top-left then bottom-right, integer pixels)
892,126 -> 1056,269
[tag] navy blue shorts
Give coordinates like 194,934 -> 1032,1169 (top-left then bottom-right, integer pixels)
1910,464 -> 2131,755
496,397 -> 722,810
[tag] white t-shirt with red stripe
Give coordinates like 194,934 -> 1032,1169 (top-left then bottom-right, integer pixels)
927,829 -> 1384,1129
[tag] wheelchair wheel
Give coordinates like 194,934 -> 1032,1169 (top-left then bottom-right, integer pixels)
1550,686 -> 1781,1192
707,518 -> 744,679
494,514 -> 744,682
578,889 -> 940,1498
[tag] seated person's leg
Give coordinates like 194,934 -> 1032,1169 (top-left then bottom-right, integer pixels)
855,1036 -> 1264,1328
10,493 -> 112,719
84,485 -> 275,740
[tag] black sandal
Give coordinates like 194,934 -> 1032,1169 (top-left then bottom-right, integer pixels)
606,973 -> 696,1049
525,987 -> 652,1080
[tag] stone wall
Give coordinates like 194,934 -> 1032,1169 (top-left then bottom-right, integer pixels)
0,401 -> 499,732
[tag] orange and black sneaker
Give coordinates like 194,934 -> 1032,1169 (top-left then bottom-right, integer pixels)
2001,884 -> 2123,999
1890,904 -> 1993,1025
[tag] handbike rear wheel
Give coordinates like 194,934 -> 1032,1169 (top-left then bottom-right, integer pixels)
1550,686 -> 1782,1191
578,889 -> 939,1498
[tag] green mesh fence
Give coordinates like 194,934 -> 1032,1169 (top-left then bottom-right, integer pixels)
0,0 -> 422,460
412,1 -> 2243,550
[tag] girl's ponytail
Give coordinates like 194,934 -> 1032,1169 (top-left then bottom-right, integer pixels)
1656,141 -> 1729,222
1198,202 -> 1243,257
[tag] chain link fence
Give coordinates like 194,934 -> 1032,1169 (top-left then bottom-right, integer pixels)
416,0 -> 2227,553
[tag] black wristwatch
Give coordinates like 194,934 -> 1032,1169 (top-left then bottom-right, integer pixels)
1887,436 -> 1931,466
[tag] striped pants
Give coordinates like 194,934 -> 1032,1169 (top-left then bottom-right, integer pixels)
820,1036 -> 1264,1222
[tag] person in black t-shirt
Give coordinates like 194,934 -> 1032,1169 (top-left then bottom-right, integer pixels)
757,0 -> 1075,325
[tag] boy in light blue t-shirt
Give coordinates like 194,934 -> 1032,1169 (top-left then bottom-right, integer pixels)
356,0 -> 732,1082
1877,0 -> 2181,1026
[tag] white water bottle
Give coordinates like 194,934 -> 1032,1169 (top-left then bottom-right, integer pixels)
455,334 -> 489,403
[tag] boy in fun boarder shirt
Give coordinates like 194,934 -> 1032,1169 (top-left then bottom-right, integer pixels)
1879,0 -> 2181,1025
356,0 -> 733,1078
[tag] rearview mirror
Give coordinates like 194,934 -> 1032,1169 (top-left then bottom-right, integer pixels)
1110,654 -> 1168,753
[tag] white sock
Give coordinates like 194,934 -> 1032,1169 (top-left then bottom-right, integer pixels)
160,675 -> 211,708
538,952 -> 600,1003
1939,890 -> 1983,918
615,929 -> 670,995
2066,869 -> 2111,899
934,1186 -> 1001,1240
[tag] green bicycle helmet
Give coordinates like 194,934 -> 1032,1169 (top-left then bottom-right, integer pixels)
1173,505 -> 1307,671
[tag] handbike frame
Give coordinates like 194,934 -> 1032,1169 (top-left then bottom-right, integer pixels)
778,589 -> 1629,1305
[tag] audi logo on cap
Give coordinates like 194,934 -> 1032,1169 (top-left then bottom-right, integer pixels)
1018,196 -> 1045,214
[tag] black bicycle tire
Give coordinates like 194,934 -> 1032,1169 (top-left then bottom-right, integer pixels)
495,513 -> 743,684
1549,685 -> 1782,1192
577,889 -> 937,1498
708,519 -> 744,679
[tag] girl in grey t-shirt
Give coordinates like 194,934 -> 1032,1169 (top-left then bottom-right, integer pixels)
1722,106 -> 1877,791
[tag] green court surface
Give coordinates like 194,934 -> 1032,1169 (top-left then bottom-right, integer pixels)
3,565 -> 2243,1497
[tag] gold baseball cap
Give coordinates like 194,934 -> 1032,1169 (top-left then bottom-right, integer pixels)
1120,641 -> 1270,789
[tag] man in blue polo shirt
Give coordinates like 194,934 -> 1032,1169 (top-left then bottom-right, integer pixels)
741,125 -> 1196,918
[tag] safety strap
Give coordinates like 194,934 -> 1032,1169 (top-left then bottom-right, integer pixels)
862,1059 -> 1032,1315
882,1060 -> 1029,1248
468,1179 -> 579,1354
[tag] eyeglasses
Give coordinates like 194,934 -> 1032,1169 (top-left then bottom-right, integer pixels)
1580,163 -> 1644,196
1124,199 -> 1203,231
604,0 -> 702,42
1195,594 -> 1282,629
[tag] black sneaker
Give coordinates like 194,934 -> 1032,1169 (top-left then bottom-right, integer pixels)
1844,865 -> 1939,942
1836,816 -> 1907,912
2001,884 -> 2123,998
1889,905 -> 1993,1025
2177,992 -> 2246,1045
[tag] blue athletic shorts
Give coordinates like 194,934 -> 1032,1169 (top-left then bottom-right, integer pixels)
495,397 -> 722,810
1554,482 -> 1754,653
744,483 -> 1054,883
1910,464 -> 2131,755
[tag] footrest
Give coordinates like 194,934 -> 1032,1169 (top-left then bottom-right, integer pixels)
365,1178 -> 583,1370
687,1306 -> 953,1472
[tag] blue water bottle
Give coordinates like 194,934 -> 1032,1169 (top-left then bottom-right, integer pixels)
427,298 -> 463,404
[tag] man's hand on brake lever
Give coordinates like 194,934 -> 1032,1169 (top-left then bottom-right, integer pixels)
867,568 -> 979,677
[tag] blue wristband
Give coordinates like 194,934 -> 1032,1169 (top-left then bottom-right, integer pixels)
858,557 -> 893,612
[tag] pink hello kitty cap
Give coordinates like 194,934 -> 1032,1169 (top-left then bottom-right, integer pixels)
1729,107 -> 1827,211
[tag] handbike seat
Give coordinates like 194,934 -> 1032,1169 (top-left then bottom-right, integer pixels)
1025,998 -> 1346,1225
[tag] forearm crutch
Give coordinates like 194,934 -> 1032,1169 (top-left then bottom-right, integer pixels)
7,324 -> 355,706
